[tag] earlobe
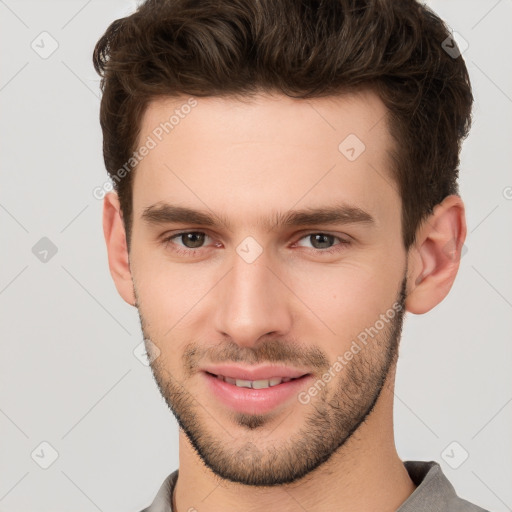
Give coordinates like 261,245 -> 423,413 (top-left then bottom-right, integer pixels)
103,192 -> 136,306
405,195 -> 467,314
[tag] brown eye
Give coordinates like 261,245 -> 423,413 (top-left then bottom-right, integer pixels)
295,233 -> 351,255
308,234 -> 336,249
178,232 -> 206,248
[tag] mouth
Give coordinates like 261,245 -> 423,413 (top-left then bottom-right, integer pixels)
201,370 -> 314,415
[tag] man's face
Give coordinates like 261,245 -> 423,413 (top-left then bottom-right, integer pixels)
129,90 -> 408,485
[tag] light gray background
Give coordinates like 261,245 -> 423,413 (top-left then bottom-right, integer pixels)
1,0 -> 511,510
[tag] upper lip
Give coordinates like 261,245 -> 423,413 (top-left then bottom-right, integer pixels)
202,364 -> 311,381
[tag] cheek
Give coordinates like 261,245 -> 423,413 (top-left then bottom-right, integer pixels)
131,251 -> 218,341
285,257 -> 404,349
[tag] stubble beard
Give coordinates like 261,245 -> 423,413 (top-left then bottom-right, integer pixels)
137,275 -> 407,486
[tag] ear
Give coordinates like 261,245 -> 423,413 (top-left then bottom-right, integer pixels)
405,195 -> 467,314
103,192 -> 136,306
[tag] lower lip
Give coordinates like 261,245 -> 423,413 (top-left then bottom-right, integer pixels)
202,371 -> 313,415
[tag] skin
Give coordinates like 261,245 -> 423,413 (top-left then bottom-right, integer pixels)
103,89 -> 466,512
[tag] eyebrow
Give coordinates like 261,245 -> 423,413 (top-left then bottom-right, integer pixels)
141,202 -> 375,231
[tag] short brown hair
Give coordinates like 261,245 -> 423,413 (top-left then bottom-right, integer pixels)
93,0 -> 473,250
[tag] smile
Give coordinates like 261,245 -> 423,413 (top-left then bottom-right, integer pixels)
202,371 -> 313,415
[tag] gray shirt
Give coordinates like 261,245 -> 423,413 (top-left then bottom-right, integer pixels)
140,460 -> 490,512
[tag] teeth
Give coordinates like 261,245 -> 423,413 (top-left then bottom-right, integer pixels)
216,374 -> 298,389
236,379 -> 253,388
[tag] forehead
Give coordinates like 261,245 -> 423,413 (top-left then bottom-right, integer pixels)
132,90 -> 398,228
140,89 -> 391,150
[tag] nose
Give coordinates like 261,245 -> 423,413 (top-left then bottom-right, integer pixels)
213,248 -> 293,348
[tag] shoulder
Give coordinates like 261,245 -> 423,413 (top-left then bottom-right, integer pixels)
399,460 -> 491,512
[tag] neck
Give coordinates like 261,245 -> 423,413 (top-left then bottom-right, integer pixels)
174,370 -> 416,512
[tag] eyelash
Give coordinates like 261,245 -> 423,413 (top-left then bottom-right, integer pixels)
161,231 -> 351,257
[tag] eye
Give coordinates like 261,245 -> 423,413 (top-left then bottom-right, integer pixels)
295,233 -> 351,254
162,231 -> 215,256
172,232 -> 208,249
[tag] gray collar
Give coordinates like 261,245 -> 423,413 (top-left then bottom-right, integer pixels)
141,460 -> 487,512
